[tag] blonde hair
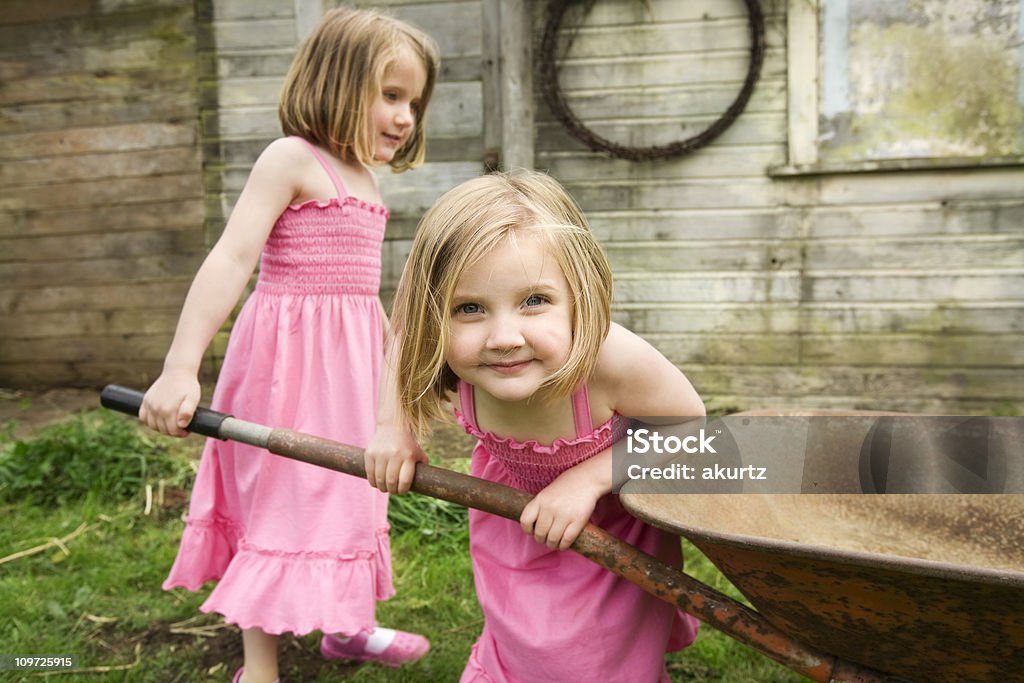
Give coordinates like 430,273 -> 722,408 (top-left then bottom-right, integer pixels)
278,7 -> 439,172
391,170 -> 613,435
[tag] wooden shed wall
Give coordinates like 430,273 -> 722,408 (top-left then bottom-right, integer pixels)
0,0 -> 205,388
527,0 -> 1023,414
377,0 -> 1024,415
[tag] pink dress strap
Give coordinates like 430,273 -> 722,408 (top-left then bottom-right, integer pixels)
292,136 -> 348,198
458,380 -> 479,430
571,384 -> 592,439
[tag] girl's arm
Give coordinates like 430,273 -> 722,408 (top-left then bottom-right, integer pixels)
365,323 -> 429,494
520,323 -> 704,549
139,139 -> 303,436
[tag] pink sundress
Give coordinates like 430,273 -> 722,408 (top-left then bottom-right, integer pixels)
455,381 -> 699,683
163,138 -> 394,636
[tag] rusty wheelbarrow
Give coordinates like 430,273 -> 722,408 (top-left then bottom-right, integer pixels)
621,410 -> 1024,683
101,387 -> 1023,682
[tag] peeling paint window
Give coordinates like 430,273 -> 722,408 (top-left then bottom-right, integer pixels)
820,0 -> 1024,162
779,0 -> 1024,173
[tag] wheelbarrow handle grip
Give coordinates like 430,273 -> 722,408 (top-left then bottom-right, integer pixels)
100,384 -> 232,440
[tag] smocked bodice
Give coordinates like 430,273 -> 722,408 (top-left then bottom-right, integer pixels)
455,382 -> 631,494
256,197 -> 387,296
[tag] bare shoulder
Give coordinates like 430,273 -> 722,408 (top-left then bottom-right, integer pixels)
591,322 -> 704,417
592,323 -> 663,383
254,137 -> 312,171
241,137 -> 311,199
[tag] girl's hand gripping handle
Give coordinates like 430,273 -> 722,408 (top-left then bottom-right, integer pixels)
101,385 -> 231,439
137,371 -> 202,438
364,423 -> 429,494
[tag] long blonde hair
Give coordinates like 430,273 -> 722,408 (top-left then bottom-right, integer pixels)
278,7 -> 439,171
391,171 -> 613,435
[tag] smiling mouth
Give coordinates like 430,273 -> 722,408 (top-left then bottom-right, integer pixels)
486,360 -> 532,375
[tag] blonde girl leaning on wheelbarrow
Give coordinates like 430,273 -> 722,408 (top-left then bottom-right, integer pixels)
138,8 -> 438,683
367,170 -> 706,683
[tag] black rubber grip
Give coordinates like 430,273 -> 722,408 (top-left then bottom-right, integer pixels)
100,384 -> 231,439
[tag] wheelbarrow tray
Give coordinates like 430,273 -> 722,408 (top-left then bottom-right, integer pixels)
622,490 -> 1024,681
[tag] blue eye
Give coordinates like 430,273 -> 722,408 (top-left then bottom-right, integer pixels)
456,303 -> 481,315
524,294 -> 546,307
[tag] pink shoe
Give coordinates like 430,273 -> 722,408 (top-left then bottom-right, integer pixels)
231,667 -> 279,683
320,629 -> 430,668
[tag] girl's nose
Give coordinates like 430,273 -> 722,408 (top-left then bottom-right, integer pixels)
395,104 -> 414,128
485,318 -> 525,351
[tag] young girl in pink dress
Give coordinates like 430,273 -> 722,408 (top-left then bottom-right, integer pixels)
368,171 -> 704,682
138,9 -> 438,683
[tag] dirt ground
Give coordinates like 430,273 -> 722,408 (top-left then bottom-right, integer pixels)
0,387 -> 101,440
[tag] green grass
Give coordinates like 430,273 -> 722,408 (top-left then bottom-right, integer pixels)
0,413 -> 803,682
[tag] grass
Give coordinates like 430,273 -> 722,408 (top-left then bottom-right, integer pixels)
0,410 -> 803,682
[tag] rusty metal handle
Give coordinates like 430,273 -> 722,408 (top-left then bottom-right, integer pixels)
100,385 -> 893,683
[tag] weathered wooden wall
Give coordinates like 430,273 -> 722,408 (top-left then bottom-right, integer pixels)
527,0 -> 1023,414
0,1 -> 205,388
2,0 -> 1021,416
378,0 -> 1024,415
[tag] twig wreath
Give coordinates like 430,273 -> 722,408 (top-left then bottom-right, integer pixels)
538,0 -> 766,161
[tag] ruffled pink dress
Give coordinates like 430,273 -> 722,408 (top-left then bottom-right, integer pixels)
455,381 -> 699,683
163,138 -> 394,636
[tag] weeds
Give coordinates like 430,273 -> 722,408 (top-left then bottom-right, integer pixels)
0,410 -> 193,506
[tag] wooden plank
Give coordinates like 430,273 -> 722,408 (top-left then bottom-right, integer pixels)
0,253 -> 202,288
0,308 -> 183,339
810,168 -> 1024,206
0,147 -> 201,187
686,365 -> 1024,402
535,111 -> 786,150
1,333 -> 186,363
801,334 -> 1024,368
585,208 -> 794,242
1,229 -> 202,262
0,281 -> 196,314
541,144 -> 786,181
2,0 -> 92,25
802,236 -> 1024,271
1,122 -> 197,160
0,360 -> 169,390
804,201 -> 1024,237
0,95 -> 198,135
643,332 -> 802,365
1,174 -> 203,212
374,161 -> 482,216
543,0 -> 778,26
805,272 -> 1024,303
378,1 -> 482,59
604,240 -> 801,272
786,0 -> 819,165
684,366 -> 1024,403
613,272 -> 802,303
212,18 -> 297,50
553,50 -> 785,91
0,200 -> 205,237
798,303 -> 1024,335
499,0 -> 533,169
562,178 -> 778,211
535,81 -> 785,122
550,16 -> 776,59
613,303 -> 801,334
613,302 -> 1024,335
